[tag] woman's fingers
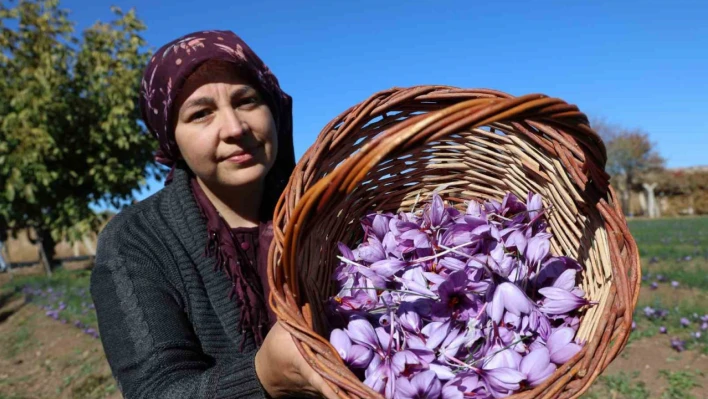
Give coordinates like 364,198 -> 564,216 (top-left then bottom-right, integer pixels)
306,371 -> 339,399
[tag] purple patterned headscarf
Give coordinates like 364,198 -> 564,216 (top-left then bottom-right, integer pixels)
139,30 -> 295,346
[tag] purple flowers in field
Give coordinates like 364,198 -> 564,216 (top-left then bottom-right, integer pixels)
633,304 -> 707,352
328,192 -> 594,398
670,337 -> 685,352
22,283 -> 99,340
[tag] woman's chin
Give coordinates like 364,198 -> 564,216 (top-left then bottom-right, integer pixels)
216,164 -> 268,188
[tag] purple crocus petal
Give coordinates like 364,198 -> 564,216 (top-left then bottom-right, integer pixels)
376,327 -> 394,353
422,321 -> 451,350
466,200 -> 483,217
364,362 -> 386,393
484,346 -> 522,370
550,342 -> 581,364
330,329 -> 352,359
336,288 -> 378,311
438,256 -> 466,271
371,259 -> 407,278
519,347 -> 557,386
505,230 -> 528,255
526,235 -> 551,266
529,338 -> 546,351
390,218 -> 419,236
552,269 -> 577,292
532,364 -> 556,387
487,282 -> 535,323
425,193 -> 447,228
438,328 -> 467,362
547,327 -> 574,353
402,266 -> 427,287
526,310 -> 552,340
406,337 -> 436,364
399,267 -> 436,298
520,348 -> 550,376
442,373 -> 486,399
413,370 -> 442,399
571,287 -> 585,297
547,327 -> 582,364
429,363 -> 456,380
382,232 -> 402,258
338,242 -> 355,260
423,272 -> 447,286
539,287 -> 589,315
359,237 -> 386,263
350,262 -> 388,288
401,229 -> 431,249
534,256 -> 582,286
527,192 -> 543,220
441,384 -> 463,399
441,224 -> 475,247
392,350 -> 427,376
395,370 -> 441,399
395,376 -> 418,399
433,271 -> 482,321
504,312 -> 521,329
348,345 -> 374,368
482,368 -> 525,398
372,214 -> 390,240
347,319 -> 379,349
398,309 -> 422,333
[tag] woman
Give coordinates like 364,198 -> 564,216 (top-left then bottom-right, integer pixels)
91,30 -> 337,399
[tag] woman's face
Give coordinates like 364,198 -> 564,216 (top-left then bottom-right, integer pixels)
174,63 -> 278,192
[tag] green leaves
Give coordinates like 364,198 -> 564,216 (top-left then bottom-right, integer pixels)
0,1 -> 158,246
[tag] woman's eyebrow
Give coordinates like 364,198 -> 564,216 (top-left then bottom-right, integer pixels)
182,96 -> 215,112
181,86 -> 256,115
231,86 -> 255,99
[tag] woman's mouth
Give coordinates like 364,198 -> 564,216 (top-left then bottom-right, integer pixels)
223,147 -> 257,165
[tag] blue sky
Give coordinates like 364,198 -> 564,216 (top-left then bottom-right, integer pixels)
58,0 -> 708,203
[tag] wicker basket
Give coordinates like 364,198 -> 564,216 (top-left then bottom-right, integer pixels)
267,86 -> 641,399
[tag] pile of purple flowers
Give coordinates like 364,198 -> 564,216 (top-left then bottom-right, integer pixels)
327,192 -> 594,398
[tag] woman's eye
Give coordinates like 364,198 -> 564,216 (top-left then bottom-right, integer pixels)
189,109 -> 211,122
237,97 -> 260,108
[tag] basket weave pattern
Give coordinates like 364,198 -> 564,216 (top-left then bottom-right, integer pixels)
268,86 -> 641,399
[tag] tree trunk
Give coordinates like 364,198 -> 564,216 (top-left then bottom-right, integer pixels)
623,173 -> 634,216
82,235 -> 96,256
37,229 -> 55,277
0,240 -> 13,282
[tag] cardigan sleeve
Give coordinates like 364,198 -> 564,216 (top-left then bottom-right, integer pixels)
90,236 -> 268,399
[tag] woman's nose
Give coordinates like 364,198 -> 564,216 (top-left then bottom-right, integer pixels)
220,108 -> 247,140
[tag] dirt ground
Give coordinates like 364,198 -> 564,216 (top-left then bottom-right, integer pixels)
598,335 -> 708,397
0,296 -> 121,399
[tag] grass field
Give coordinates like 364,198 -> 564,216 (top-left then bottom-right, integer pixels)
583,216 -> 707,398
1,217 -> 707,398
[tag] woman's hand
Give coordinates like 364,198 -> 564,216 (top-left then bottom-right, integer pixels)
255,322 -> 339,399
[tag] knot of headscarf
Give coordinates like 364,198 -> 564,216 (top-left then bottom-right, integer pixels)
139,30 -> 295,347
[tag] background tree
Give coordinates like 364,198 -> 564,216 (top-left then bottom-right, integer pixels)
0,0 -> 158,271
591,117 -> 665,215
